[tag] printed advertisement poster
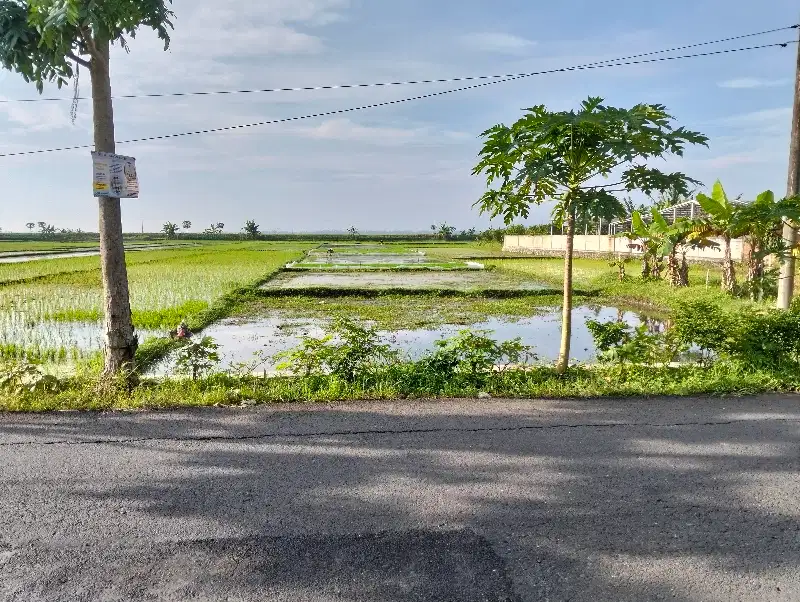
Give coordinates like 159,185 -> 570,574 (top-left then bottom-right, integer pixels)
92,152 -> 139,198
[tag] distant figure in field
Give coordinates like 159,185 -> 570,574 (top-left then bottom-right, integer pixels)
327,248 -> 334,260
172,321 -> 192,340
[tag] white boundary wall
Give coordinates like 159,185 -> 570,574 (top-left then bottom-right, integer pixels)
503,235 -> 746,262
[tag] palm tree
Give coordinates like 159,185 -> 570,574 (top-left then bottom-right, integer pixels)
435,223 -> 457,240
26,222 -> 35,232
182,221 -> 192,231
347,226 -> 359,240
696,181 -> 741,293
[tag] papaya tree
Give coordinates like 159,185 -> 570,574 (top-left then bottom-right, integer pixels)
0,0 -> 175,376
474,97 -> 706,373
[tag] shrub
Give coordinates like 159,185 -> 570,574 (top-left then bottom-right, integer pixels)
586,320 -> 682,369
176,336 -> 221,380
0,360 -> 60,395
400,329 -> 536,391
274,317 -> 397,383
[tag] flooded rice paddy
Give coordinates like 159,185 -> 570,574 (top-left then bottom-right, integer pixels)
152,306 -> 662,375
288,247 -> 481,271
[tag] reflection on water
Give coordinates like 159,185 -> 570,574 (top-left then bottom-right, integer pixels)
152,305 -> 662,375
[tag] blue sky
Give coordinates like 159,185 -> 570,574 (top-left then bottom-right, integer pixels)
0,0 -> 798,233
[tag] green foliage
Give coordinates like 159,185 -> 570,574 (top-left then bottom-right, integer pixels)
0,360 -> 60,394
696,181 -> 740,236
161,222 -> 178,238
402,329 -> 536,391
669,300 -> 733,359
243,220 -> 261,239
473,96 -> 707,225
478,224 -> 551,243
275,317 -> 398,383
175,336 -> 220,381
586,320 -> 681,368
431,223 -> 457,240
670,300 -> 800,368
0,0 -> 174,91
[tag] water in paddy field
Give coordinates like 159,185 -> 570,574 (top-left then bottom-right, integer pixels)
290,247 -> 482,270
151,306 -> 663,376
0,244 -> 193,264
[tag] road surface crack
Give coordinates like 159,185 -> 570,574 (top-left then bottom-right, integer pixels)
1,417 -> 798,447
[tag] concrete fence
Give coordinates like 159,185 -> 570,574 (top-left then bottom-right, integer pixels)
503,235 -> 747,262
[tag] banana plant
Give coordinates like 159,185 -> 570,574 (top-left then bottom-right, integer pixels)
696,181 -> 742,293
654,212 -> 719,287
627,210 -> 666,279
629,209 -> 718,286
733,190 -> 800,300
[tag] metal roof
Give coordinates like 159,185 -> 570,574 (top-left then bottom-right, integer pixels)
610,200 -> 708,234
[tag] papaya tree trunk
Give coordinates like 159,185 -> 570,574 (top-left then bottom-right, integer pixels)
90,39 -> 137,376
722,234 -> 736,293
556,209 -> 575,375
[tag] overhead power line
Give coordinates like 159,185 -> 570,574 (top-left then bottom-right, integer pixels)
0,25 -> 797,104
0,40 -> 795,159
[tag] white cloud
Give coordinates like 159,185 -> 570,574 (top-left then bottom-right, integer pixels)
718,107 -> 791,133
718,78 -> 791,89
297,118 -> 472,146
461,32 -> 536,55
0,97 -> 77,132
693,152 -> 769,169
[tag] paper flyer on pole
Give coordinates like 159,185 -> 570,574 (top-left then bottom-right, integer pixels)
92,152 -> 139,198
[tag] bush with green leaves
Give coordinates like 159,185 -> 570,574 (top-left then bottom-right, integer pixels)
669,301 -> 734,363
175,336 -> 221,381
400,329 -> 536,391
0,360 -> 60,395
660,300 -> 800,369
586,320 -> 682,369
274,317 -> 397,383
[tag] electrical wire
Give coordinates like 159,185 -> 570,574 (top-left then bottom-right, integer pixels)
0,25 -> 797,104
0,40 -> 795,158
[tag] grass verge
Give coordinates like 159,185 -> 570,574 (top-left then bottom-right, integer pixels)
3,362 -> 797,413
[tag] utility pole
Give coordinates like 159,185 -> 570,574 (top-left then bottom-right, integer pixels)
777,24 -> 800,309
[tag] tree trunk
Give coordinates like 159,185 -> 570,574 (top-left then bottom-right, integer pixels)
679,252 -> 689,287
722,234 -> 736,293
90,39 -> 137,376
667,250 -> 681,286
651,253 -> 662,280
641,255 -> 651,279
556,210 -> 575,375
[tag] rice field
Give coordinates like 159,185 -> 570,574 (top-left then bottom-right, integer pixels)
0,241 -> 310,365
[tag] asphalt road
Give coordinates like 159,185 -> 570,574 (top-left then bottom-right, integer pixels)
1,396 -> 799,601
